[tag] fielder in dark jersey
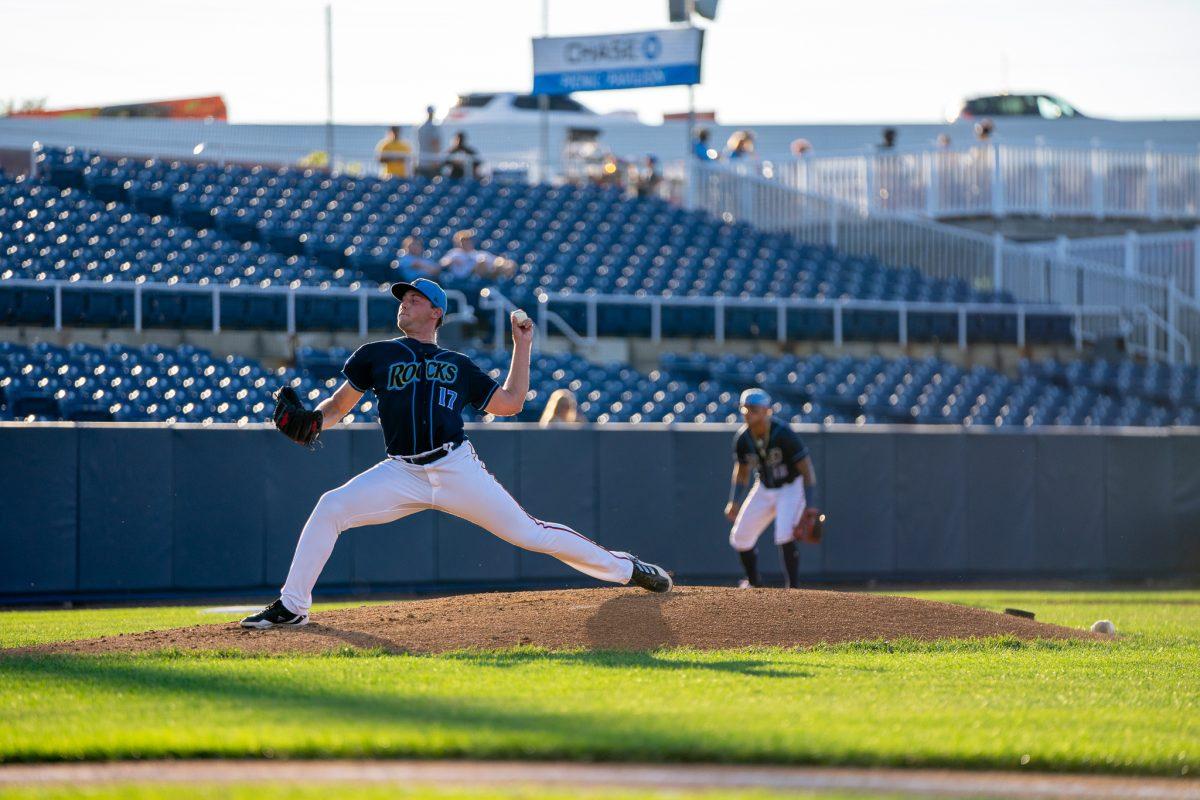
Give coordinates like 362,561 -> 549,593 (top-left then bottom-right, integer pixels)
242,278 -> 671,629
724,388 -> 818,589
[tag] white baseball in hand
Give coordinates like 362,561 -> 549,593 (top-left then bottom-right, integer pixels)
513,309 -> 530,326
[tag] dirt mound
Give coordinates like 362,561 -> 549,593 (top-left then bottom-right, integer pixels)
15,587 -> 1101,656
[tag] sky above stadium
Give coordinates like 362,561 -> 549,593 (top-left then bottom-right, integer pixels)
3,0 -> 1198,125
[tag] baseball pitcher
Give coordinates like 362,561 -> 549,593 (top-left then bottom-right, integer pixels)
242,278 -> 671,628
723,388 -> 821,589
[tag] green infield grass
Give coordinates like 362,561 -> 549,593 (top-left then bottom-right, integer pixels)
0,591 -> 1196,776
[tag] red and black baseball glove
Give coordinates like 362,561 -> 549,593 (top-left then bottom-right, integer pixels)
273,385 -> 323,448
792,507 -> 826,544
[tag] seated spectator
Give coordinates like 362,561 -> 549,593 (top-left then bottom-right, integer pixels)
376,125 -> 412,178
394,235 -> 438,281
878,127 -> 897,150
539,388 -> 581,426
440,229 -> 514,280
444,132 -> 480,180
790,138 -> 813,157
635,155 -> 662,199
725,130 -> 756,160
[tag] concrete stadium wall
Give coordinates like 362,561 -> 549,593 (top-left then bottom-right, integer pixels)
1,423 -> 1197,602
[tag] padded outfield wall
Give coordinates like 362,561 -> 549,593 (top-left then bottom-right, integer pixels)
1,422 -> 1197,602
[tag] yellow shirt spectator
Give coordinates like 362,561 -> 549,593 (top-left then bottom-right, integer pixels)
376,126 -> 412,178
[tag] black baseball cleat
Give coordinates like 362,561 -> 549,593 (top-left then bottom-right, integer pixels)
240,598 -> 309,629
616,552 -> 673,593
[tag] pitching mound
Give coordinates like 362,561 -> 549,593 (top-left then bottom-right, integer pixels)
21,587 -> 1100,656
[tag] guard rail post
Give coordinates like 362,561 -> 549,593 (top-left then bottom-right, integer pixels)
991,142 -> 1005,217
651,299 -> 662,343
1017,306 -> 1026,349
1124,231 -> 1139,279
133,284 -> 142,333
776,300 -> 787,344
714,297 -> 725,344
1146,141 -> 1159,221
992,232 -> 1004,292
286,289 -> 296,335
957,306 -> 968,350
586,297 -> 597,343
833,302 -> 843,347
898,304 -> 908,348
358,292 -> 368,337
211,286 -> 221,333
1091,138 -> 1106,219
53,284 -> 62,331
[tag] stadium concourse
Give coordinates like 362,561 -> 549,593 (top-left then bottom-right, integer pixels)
0,145 -> 1187,429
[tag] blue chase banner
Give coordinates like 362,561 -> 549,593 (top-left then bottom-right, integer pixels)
532,28 -> 704,94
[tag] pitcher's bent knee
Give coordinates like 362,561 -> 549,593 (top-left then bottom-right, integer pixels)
312,489 -> 351,533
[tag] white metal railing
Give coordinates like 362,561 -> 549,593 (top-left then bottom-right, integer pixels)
0,278 -> 474,335
479,286 -> 1184,362
1022,229 -> 1200,300
691,160 -> 1191,362
766,141 -> 1200,221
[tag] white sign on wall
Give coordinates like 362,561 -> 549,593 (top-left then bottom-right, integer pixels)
532,28 -> 704,94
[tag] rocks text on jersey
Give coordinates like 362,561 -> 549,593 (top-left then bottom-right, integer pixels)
386,359 -> 460,391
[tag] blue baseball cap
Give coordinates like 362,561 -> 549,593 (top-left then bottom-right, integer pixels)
391,277 -> 448,313
739,388 -> 772,408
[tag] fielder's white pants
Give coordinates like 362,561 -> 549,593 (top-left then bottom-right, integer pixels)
281,442 -> 635,615
729,479 -> 807,551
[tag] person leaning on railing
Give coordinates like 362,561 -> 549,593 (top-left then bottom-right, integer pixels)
376,125 -> 413,178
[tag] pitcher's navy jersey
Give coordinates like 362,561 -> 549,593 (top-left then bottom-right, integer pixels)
342,337 -> 499,456
734,419 -> 809,488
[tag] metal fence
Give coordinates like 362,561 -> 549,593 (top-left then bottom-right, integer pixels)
478,286 -> 1183,363
691,161 -> 1191,362
768,141 -> 1200,220
1022,229 -> 1200,299
2,278 -> 474,335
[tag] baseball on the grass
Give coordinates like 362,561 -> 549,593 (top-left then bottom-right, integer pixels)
1091,619 -> 1116,634
513,309 -> 529,325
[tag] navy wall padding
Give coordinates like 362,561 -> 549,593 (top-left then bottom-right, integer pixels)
1,424 -> 1199,601
669,428 -> 743,575
596,430 -> 677,567
170,429 -> 268,589
346,428 -> 436,585
514,428 -> 596,579
965,433 -> 1037,573
821,432 -> 896,575
0,429 -> 78,593
262,429 -> 355,590
435,430 -> 520,583
1171,434 -> 1200,573
78,428 -> 173,590
894,433 -> 968,575
1105,432 -> 1176,574
1033,433 -> 1107,573
796,431 -> 826,577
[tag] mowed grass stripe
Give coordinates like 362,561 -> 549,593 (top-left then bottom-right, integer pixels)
0,592 -> 1196,775
0,786 -> 891,800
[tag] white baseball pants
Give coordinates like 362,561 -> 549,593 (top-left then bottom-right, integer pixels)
729,479 -> 807,551
281,442 -> 634,615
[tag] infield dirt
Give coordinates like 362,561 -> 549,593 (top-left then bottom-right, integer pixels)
17,587 -> 1102,655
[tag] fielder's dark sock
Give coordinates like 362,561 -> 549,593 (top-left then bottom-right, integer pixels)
738,549 -> 761,587
779,541 -> 800,588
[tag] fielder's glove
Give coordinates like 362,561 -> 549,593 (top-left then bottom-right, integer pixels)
273,385 -> 323,449
792,507 -> 826,544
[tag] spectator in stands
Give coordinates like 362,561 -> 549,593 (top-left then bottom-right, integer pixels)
416,106 -> 442,179
376,126 -> 412,178
440,229 -> 514,280
635,155 -> 662,199
539,388 -> 581,426
395,235 -> 438,281
878,128 -> 897,150
936,133 -> 952,149
974,118 -> 995,142
790,138 -> 813,157
725,130 -> 756,160
692,129 -> 718,161
444,132 -> 480,180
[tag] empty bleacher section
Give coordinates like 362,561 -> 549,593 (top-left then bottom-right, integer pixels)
2,341 -> 1194,427
0,147 -> 1074,343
